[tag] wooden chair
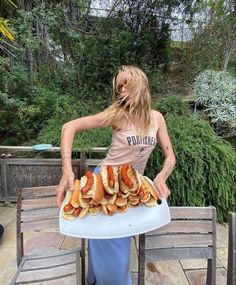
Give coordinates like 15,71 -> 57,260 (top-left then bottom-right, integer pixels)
10,185 -> 86,285
138,206 -> 217,285
227,212 -> 236,285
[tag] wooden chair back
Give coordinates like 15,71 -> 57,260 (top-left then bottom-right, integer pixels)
16,185 -> 59,265
138,206 -> 217,285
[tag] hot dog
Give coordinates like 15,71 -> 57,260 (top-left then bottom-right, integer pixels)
62,189 -> 88,220
138,174 -> 159,206
61,165 -> 161,220
80,171 -> 104,204
119,164 -> 139,194
101,165 -> 119,194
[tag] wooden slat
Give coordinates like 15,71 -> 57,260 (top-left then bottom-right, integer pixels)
16,263 -> 77,283
27,275 -> 78,285
21,218 -> 59,232
145,233 -> 212,249
146,220 -> 213,235
0,145 -> 108,152
170,207 -> 213,219
23,254 -> 76,270
21,207 -> 59,222
0,158 -> 80,165
22,186 -> 57,198
86,159 -> 103,166
22,196 -> 57,210
145,247 -> 213,261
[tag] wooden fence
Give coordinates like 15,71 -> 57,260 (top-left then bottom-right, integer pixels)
0,146 -> 107,202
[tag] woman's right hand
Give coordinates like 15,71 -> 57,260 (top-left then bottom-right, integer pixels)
56,170 -> 75,208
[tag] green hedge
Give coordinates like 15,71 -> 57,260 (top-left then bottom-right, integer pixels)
146,110 -> 236,222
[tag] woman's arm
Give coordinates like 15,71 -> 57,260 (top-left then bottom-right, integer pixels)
56,110 -> 108,207
153,111 -> 176,198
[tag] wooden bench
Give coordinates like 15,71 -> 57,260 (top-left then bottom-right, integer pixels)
138,206 -> 217,285
9,186 -> 86,285
227,212 -> 236,285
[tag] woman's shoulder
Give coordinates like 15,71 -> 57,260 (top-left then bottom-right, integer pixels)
151,110 -> 165,131
151,109 -> 164,119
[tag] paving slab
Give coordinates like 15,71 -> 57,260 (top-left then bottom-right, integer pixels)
217,247 -> 228,269
24,232 -> 65,255
0,217 -> 17,285
180,257 -> 222,270
61,236 -> 82,250
216,223 -> 228,248
186,267 -> 227,285
149,260 -> 189,285
0,205 -> 16,227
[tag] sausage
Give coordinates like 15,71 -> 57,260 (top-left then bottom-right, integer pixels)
121,164 -> 133,188
81,171 -> 94,193
107,165 -> 115,188
63,203 -> 74,213
72,207 -> 82,217
138,187 -> 144,197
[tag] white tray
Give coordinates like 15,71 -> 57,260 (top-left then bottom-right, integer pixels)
59,178 -> 171,239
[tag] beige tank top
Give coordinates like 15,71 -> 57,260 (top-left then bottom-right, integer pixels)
101,112 -> 158,175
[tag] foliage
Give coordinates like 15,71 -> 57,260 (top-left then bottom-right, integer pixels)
185,2 -> 236,75
146,113 -> 236,222
36,99 -> 110,147
153,95 -> 191,116
194,69 -> 236,136
2,63 -> 30,100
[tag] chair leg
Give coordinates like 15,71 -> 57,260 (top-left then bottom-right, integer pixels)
206,258 -> 216,285
81,238 -> 86,285
227,212 -> 236,285
76,251 -> 81,285
138,234 -> 145,285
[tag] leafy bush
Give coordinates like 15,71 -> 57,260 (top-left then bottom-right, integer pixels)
0,92 -> 38,141
153,95 -> 191,116
194,69 -> 236,136
36,99 -> 111,147
146,114 -> 236,222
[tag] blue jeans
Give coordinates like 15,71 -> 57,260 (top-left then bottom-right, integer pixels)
87,166 -> 132,285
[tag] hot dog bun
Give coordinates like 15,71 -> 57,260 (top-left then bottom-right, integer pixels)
119,164 -> 139,194
139,176 -> 158,206
115,197 -> 128,213
61,190 -> 76,220
101,165 -> 119,194
101,203 -> 117,216
70,179 -> 80,208
80,172 -> 104,204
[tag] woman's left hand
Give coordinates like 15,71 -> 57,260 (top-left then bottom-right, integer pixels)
153,173 -> 171,199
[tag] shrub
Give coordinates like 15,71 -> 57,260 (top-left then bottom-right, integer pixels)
146,114 -> 236,222
153,95 -> 191,116
194,69 -> 236,136
36,100 -> 111,148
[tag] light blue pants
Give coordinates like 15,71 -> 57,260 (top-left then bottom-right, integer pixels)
87,166 -> 132,285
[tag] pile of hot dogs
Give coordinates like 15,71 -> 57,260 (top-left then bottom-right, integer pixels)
62,164 -> 160,220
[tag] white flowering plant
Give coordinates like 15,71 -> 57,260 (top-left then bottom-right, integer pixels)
194,69 -> 236,136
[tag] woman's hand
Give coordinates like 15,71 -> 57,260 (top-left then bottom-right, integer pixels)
153,173 -> 171,199
56,170 -> 74,208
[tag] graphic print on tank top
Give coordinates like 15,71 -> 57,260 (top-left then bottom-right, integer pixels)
126,134 -> 156,158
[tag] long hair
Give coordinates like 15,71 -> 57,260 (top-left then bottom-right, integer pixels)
104,65 -> 152,135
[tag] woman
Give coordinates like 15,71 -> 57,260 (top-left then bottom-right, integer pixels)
56,65 -> 176,285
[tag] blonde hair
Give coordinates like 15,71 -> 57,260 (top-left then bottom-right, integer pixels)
105,65 -> 152,135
